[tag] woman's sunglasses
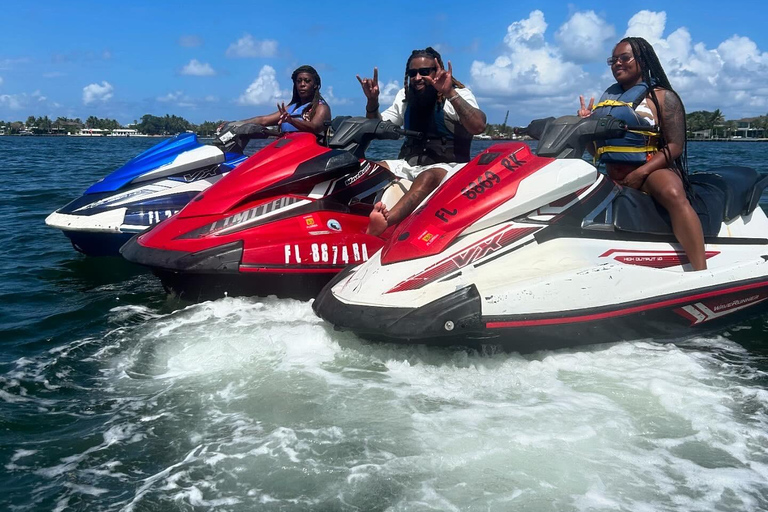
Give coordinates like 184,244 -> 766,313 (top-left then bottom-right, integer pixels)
407,67 -> 437,78
607,54 -> 634,66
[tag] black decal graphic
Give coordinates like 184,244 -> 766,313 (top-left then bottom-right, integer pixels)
435,207 -> 458,223
461,171 -> 501,200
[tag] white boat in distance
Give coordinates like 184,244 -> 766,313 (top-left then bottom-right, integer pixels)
108,128 -> 148,137
71,128 -> 148,137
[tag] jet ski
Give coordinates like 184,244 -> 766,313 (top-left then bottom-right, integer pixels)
120,117 -> 418,300
313,115 -> 768,352
44,123 -> 265,256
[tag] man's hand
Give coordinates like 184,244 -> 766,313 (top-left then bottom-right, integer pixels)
425,61 -> 454,97
356,67 -> 380,101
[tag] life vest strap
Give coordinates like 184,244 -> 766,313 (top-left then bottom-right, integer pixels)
595,145 -> 657,156
627,129 -> 660,138
593,145 -> 658,164
592,100 -> 634,109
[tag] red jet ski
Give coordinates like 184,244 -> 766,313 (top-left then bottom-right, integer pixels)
121,117 -> 418,300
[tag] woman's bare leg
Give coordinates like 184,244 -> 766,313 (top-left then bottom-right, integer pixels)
643,169 -> 707,271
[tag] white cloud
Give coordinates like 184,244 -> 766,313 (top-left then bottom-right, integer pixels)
0,57 -> 30,70
237,65 -> 288,105
466,9 -> 768,123
624,10 -> 667,43
226,35 -> 278,58
204,95 -> 218,103
322,86 -> 351,107
0,94 -> 23,109
157,91 -> 184,102
555,11 -> 616,63
470,10 -> 587,99
622,11 -> 768,117
0,76 -> 3,86
181,59 -> 215,76
157,90 -> 204,108
178,35 -> 203,48
82,81 -> 113,105
379,81 -> 401,106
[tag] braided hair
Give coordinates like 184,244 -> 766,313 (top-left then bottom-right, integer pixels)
402,47 -> 466,104
289,65 -> 325,121
620,37 -> 690,183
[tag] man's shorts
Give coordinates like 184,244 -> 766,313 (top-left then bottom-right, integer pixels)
382,160 -> 466,182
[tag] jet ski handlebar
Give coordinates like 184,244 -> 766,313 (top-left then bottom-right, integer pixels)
213,122 -> 281,153
524,115 -> 659,159
324,117 -> 425,159
375,121 -> 424,140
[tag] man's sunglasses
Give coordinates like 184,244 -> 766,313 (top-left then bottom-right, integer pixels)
407,67 -> 437,78
607,54 -> 634,66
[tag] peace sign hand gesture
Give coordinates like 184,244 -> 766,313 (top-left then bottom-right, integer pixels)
424,60 -> 454,97
578,95 -> 595,118
277,102 -> 291,124
356,67 -> 380,101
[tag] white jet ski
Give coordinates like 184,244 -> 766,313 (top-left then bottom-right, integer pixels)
313,116 -> 768,352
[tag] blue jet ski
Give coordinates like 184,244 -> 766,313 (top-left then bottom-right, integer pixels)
45,124 -> 269,256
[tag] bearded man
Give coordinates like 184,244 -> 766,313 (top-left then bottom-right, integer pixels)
357,47 -> 487,236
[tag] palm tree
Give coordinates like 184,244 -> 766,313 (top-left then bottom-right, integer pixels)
709,109 -> 724,139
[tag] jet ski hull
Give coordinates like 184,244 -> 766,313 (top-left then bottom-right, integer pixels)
63,230 -> 136,257
315,274 -> 768,352
121,236 -> 344,300
46,132 -> 247,256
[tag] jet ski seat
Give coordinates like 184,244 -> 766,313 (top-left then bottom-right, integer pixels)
689,166 -> 766,220
380,179 -> 413,207
611,166 -> 766,237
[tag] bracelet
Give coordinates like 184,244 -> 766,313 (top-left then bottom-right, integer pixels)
366,103 -> 379,113
447,94 -> 460,103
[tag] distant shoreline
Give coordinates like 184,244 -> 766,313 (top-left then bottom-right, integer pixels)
3,134 -> 767,142
0,133 -> 171,138
689,138 -> 768,142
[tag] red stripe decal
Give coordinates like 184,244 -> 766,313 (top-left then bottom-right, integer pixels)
486,280 -> 768,328
385,226 -> 538,294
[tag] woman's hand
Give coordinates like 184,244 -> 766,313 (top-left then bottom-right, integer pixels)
277,103 -> 291,125
578,95 -> 594,118
620,167 -> 649,189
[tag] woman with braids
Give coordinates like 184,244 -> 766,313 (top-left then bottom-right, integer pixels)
357,47 -> 487,236
226,65 -> 330,135
578,37 -> 706,271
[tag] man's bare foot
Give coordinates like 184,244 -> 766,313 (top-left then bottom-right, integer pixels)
366,202 -> 389,236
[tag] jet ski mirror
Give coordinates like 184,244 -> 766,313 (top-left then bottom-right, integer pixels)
514,117 -> 555,140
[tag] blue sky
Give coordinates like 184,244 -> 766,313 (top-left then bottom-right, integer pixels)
2,1 -> 767,126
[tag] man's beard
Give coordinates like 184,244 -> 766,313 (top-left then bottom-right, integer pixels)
407,84 -> 438,132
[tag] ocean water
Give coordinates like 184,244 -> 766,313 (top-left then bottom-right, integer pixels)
1,135 -> 768,511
